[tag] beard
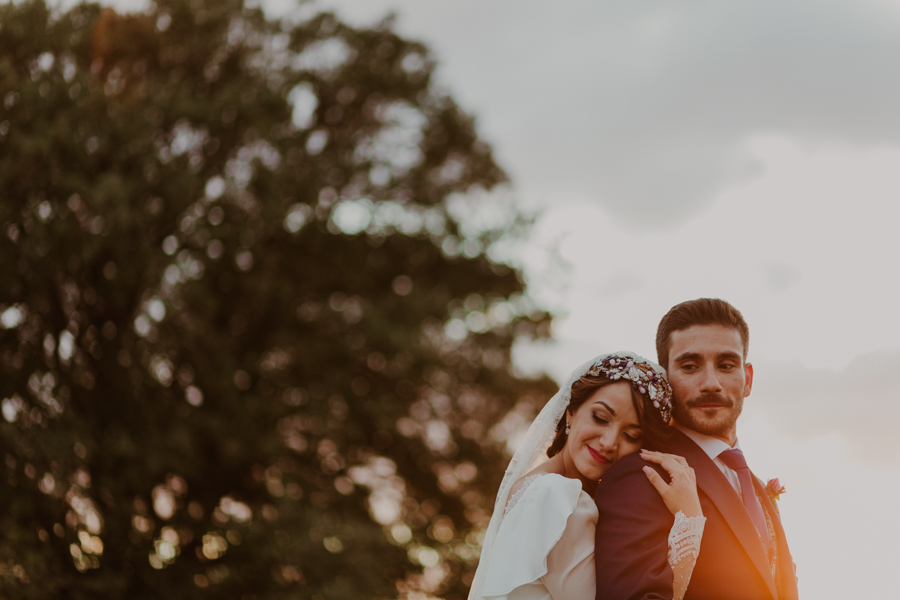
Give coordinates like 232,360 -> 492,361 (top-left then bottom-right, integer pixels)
672,391 -> 743,438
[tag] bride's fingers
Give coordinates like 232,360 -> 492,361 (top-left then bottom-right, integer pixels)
642,453 -> 703,518
640,450 -> 688,466
664,453 -> 689,468
639,450 -> 667,464
642,465 -> 671,496
641,453 -> 685,479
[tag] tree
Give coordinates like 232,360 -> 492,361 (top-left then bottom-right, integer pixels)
0,1 -> 555,598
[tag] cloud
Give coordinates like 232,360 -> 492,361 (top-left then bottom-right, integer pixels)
751,348 -> 900,463
517,136 -> 900,372
308,0 -> 900,228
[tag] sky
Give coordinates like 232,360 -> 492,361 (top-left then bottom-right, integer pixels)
285,2 -> 900,597
99,0 -> 900,596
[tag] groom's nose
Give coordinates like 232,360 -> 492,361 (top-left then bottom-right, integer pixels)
698,364 -> 723,392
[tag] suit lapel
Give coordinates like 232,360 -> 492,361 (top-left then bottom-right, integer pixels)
755,477 -> 799,600
667,431 -> 779,600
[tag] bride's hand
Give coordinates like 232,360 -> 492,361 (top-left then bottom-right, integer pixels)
640,450 -> 703,518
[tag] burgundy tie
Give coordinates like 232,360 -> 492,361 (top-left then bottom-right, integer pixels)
719,448 -> 772,556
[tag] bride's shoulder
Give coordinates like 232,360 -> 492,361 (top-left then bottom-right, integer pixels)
507,463 -> 563,499
506,474 -> 538,506
506,468 -> 578,511
503,470 -> 584,522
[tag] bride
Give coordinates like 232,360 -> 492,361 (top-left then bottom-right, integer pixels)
468,352 -> 706,600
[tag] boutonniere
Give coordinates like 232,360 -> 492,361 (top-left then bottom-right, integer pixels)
765,478 -> 786,503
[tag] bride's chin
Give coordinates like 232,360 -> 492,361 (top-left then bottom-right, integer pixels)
576,461 -> 607,482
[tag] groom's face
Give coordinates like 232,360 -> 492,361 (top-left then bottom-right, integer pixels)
667,324 -> 753,445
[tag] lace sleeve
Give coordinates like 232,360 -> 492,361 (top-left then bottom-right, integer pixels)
503,474 -> 541,517
667,511 -> 705,600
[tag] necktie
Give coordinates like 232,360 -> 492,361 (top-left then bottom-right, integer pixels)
719,448 -> 771,556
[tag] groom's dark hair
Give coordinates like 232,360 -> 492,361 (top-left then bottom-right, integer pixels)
656,298 -> 749,369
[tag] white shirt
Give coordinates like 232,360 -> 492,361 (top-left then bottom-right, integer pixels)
673,424 -> 743,495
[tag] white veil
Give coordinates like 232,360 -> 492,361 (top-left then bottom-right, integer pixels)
466,351 -> 670,600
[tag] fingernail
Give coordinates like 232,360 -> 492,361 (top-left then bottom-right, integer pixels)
642,466 -> 652,473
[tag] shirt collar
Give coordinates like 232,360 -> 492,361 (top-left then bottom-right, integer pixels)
673,423 -> 740,461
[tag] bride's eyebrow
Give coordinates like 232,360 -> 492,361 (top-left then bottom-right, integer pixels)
594,402 -> 641,430
596,401 -> 616,416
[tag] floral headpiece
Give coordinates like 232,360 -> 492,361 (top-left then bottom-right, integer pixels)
586,353 -> 673,424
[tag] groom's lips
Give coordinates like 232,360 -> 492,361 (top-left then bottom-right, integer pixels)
688,393 -> 731,410
588,447 -> 610,464
689,399 -> 730,409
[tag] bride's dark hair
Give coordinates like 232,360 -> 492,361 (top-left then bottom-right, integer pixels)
546,372 -> 671,458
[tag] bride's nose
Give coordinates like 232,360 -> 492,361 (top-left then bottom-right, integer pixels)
596,429 -> 618,454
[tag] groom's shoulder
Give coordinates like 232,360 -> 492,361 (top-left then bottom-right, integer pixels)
595,453 -> 668,510
599,452 -> 666,488
605,452 -> 649,476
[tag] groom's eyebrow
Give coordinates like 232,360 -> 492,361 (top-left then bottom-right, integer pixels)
673,350 -> 743,363
673,351 -> 701,363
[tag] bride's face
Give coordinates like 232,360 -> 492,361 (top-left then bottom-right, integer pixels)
563,381 -> 643,485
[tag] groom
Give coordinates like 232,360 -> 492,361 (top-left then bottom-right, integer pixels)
593,299 -> 799,600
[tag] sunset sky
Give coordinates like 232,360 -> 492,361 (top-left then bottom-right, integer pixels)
99,0 -> 900,596
296,2 -> 900,597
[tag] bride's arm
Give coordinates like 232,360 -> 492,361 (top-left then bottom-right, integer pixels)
478,475 -> 584,600
640,450 -> 705,600
666,511 -> 705,600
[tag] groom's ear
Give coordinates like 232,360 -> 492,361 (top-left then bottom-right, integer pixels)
743,362 -> 754,397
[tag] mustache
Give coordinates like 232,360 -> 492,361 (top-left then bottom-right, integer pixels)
684,392 -> 733,408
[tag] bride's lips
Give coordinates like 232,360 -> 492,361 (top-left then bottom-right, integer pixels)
588,446 -> 610,464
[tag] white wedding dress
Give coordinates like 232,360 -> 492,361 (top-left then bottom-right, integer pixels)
468,354 -> 704,600
479,473 -> 704,600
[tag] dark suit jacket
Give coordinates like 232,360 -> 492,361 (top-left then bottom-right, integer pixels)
594,430 -> 799,600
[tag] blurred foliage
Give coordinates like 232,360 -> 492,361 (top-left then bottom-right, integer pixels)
0,0 -> 556,598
